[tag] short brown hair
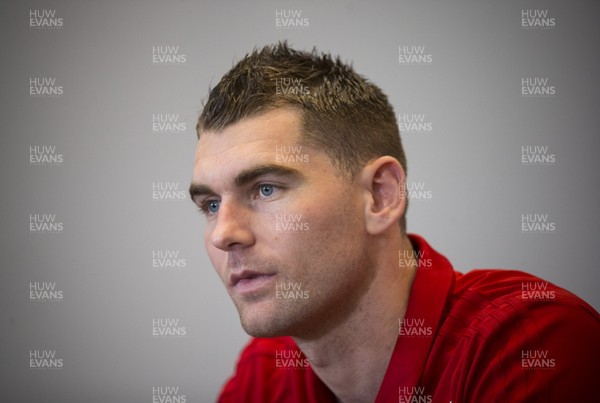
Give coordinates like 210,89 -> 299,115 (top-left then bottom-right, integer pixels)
197,41 -> 408,231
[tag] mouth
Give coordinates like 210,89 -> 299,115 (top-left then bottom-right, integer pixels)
229,271 -> 276,294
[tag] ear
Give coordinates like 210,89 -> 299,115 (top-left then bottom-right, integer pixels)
359,156 -> 407,235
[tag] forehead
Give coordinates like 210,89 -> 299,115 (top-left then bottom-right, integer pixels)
192,109 -> 310,185
197,108 -> 302,158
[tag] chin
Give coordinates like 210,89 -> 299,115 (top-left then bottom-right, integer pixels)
239,320 -> 284,338
239,311 -> 288,337
238,306 -> 294,338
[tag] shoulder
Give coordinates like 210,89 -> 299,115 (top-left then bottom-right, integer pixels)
449,269 -> 599,336
435,269 -> 600,402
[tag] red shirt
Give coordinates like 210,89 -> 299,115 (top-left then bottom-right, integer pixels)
218,234 -> 600,402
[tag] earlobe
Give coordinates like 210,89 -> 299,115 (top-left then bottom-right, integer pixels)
361,157 -> 407,235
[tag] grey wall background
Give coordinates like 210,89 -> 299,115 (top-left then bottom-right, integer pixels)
1,0 -> 599,401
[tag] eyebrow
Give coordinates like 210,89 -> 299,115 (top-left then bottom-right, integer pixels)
189,163 -> 303,201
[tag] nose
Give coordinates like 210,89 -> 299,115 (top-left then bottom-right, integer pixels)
210,199 -> 255,251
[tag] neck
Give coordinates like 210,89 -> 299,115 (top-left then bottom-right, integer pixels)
293,234 -> 417,403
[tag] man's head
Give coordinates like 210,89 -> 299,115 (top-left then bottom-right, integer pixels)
198,42 -> 407,230
191,42 -> 409,339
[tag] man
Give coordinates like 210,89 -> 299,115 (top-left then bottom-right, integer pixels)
189,42 -> 600,402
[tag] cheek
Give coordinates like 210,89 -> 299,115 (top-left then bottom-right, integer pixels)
203,227 -> 211,249
308,189 -> 362,233
203,230 -> 225,275
282,193 -> 362,260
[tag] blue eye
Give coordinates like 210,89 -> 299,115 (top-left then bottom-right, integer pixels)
259,184 -> 275,197
205,200 -> 220,214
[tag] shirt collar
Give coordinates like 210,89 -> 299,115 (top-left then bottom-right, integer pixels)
375,234 -> 455,403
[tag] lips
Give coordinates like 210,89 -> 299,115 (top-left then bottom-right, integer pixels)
229,270 -> 276,294
230,270 -> 274,286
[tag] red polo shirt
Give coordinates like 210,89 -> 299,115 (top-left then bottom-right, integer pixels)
218,234 -> 600,402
